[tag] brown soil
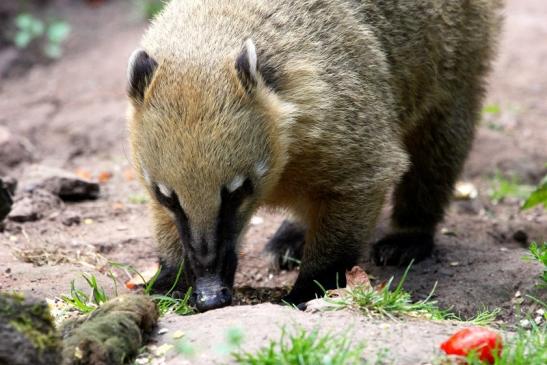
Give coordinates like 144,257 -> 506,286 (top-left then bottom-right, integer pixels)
0,1 -> 545,364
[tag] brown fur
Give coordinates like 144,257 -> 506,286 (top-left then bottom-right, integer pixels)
128,0 -> 503,304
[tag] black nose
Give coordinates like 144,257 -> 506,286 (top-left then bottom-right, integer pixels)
195,286 -> 232,312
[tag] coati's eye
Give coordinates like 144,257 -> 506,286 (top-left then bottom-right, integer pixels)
223,177 -> 253,202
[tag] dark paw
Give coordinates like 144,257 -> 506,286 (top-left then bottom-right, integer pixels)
264,220 -> 305,271
372,232 -> 434,266
282,266 -> 346,306
282,289 -> 314,307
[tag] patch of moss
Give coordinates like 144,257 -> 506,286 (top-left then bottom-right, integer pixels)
10,317 -> 59,351
61,294 -> 159,365
0,292 -> 61,352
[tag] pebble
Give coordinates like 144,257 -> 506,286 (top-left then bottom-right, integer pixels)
519,319 -> 531,329
20,164 -> 100,201
0,127 -> 34,174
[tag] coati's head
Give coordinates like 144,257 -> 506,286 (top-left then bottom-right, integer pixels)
127,40 -> 293,311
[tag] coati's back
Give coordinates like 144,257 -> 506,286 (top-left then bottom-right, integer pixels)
140,0 -> 502,131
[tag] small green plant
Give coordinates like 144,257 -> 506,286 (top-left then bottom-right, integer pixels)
481,104 -> 504,131
62,263 -> 195,315
14,13 -> 71,59
466,307 -> 502,326
128,193 -> 148,204
61,273 -> 110,313
489,172 -> 534,204
482,104 -> 502,115
231,327 -> 369,365
112,261 -> 196,315
525,242 -> 547,289
522,173 -> 547,210
463,324 -> 546,365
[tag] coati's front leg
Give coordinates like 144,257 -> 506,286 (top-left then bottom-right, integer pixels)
284,192 -> 385,305
149,204 -> 193,295
264,219 -> 305,271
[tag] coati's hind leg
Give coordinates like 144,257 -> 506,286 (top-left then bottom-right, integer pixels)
264,219 -> 305,271
373,102 -> 477,266
149,205 -> 193,296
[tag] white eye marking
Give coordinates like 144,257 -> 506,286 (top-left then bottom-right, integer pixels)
158,183 -> 172,197
255,160 -> 268,177
142,168 -> 152,185
227,175 -> 245,193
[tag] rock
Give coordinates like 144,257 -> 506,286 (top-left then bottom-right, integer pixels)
21,164 -> 100,201
1,176 -> 18,195
0,178 -> 13,222
0,127 -> 34,174
0,292 -> 62,365
62,212 -> 81,226
8,189 -> 62,223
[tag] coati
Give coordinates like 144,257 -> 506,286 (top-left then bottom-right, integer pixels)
127,0 -> 502,312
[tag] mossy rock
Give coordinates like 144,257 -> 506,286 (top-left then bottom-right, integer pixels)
0,292 -> 62,365
61,294 -> 159,365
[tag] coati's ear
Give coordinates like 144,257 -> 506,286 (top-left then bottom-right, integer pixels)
235,39 -> 259,93
127,49 -> 158,103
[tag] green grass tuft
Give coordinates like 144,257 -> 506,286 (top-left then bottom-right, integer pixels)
323,264 -> 445,320
61,273 -> 110,313
62,263 -> 195,316
231,327 -> 371,365
319,264 -> 499,325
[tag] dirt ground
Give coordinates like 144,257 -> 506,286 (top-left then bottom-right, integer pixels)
0,1 -> 546,364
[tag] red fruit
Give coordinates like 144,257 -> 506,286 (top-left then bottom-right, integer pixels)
440,327 -> 502,364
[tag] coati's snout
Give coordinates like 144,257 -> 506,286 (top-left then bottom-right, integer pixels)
152,177 -> 253,311
194,275 -> 233,312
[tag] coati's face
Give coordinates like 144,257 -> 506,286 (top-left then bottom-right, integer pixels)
127,41 -> 291,311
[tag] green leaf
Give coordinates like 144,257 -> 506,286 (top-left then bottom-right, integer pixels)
482,104 -> 501,115
44,43 -> 62,59
29,19 -> 45,37
15,14 -> 34,30
522,178 -> 547,210
14,32 -> 32,48
47,21 -> 71,43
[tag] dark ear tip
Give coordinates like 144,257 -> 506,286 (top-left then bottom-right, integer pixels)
127,49 -> 158,102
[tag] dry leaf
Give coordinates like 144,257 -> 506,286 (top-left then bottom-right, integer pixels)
98,171 -> 113,183
112,202 -> 125,211
125,264 -> 160,289
345,266 -> 372,290
123,168 -> 136,181
75,168 -> 92,181
326,288 -> 348,298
